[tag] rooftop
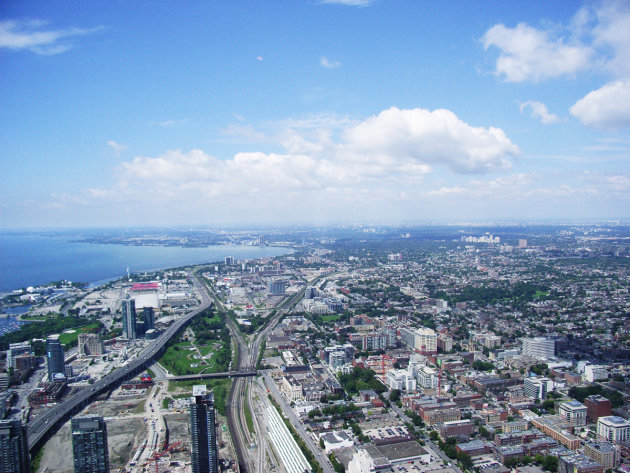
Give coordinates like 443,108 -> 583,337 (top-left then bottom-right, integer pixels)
599,416 -> 630,425
376,441 -> 429,463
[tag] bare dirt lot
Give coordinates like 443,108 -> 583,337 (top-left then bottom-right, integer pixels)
36,415 -> 146,473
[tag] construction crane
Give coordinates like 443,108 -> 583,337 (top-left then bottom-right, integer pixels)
143,440 -> 183,473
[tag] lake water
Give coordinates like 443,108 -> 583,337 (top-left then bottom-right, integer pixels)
0,232 -> 291,292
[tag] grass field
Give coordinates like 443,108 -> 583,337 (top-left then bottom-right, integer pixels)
158,341 -> 218,376
321,314 -> 341,322
58,323 -> 101,346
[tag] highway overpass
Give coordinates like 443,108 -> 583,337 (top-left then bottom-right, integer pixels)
162,368 -> 257,381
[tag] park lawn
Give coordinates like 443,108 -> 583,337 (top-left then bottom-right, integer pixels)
58,323 -> 101,346
198,343 -> 219,357
321,314 -> 341,322
159,341 -> 218,376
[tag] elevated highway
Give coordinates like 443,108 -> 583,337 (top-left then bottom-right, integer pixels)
27,273 -> 212,451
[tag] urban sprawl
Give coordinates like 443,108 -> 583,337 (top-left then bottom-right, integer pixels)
1,225 -> 629,473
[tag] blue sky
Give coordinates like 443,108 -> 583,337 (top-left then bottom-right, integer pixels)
1,0 -> 629,227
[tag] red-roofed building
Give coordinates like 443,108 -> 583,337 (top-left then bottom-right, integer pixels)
131,282 -> 159,292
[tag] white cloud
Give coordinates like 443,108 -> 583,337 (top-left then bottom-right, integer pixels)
107,140 -> 127,155
570,79 -> 630,129
589,0 -> 630,77
606,174 -> 630,191
519,101 -> 560,124
76,107 -> 521,222
481,23 -> 592,82
320,56 -> 341,68
343,107 -> 519,173
424,173 -> 602,203
256,56 -> 263,61
319,0 -> 375,6
481,0 -> 630,82
99,107 -> 517,202
0,19 -> 103,55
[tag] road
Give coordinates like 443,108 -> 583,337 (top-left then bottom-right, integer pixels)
26,272 -> 212,451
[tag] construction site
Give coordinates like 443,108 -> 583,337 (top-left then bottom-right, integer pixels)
34,368 -> 238,473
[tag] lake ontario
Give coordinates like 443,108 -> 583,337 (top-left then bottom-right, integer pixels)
0,232 -> 291,292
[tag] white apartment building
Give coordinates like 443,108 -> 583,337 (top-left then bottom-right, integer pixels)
558,400 -> 587,427
413,365 -> 439,390
414,327 -> 438,354
386,369 -> 417,392
521,337 -> 555,359
597,416 -> 630,444
584,364 -> 608,382
523,376 -> 553,400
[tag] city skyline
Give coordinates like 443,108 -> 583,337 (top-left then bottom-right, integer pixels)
1,0 -> 629,228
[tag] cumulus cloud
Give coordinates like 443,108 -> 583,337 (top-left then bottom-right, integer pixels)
519,101 -> 560,124
256,56 -> 263,62
589,0 -> 630,77
570,79 -> 630,129
343,107 -> 518,173
79,107 -> 520,221
481,23 -> 592,82
0,19 -> 103,55
320,56 -> 341,68
482,0 -> 630,82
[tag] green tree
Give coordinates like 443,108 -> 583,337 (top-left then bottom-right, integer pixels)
457,451 -> 473,469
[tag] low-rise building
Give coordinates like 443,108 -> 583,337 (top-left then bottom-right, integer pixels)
558,453 -> 603,473
496,445 -> 525,464
530,416 -> 580,450
456,440 -> 494,457
583,442 -> 621,471
319,431 -> 354,454
423,408 -> 461,426
439,419 -> 473,439
502,420 -> 529,433
280,375 -> 303,401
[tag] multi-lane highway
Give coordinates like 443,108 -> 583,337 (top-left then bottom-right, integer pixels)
27,273 -> 212,451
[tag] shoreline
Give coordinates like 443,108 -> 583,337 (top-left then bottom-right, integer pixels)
0,238 -> 294,294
